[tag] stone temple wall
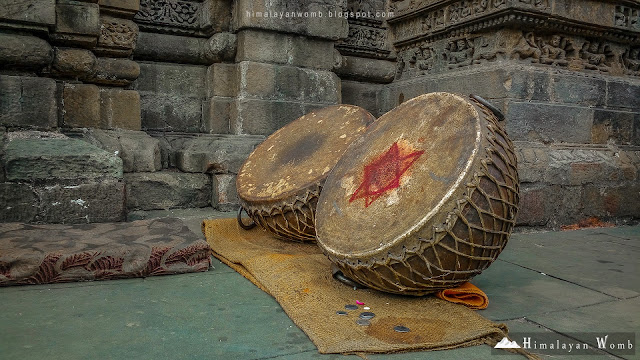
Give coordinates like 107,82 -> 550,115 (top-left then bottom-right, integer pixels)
0,0 -> 638,228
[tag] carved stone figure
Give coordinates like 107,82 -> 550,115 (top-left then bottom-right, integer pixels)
473,36 -> 506,63
540,35 -> 569,66
416,46 -> 434,73
473,0 -> 489,13
580,41 -> 611,72
446,38 -> 474,68
510,32 -> 541,63
623,48 -> 640,75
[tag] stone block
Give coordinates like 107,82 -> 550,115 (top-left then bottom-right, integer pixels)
505,102 -> 593,143
0,183 -> 38,223
341,80 -> 382,117
206,63 -> 238,98
516,184 -> 547,226
51,48 -> 96,79
36,180 -> 126,223
124,172 -> 211,210
94,16 -> 138,57
79,129 -> 160,173
606,80 -> 640,111
140,94 -> 202,133
635,114 -> 640,146
0,33 -> 53,69
0,0 -> 56,29
203,97 -> 232,134
334,55 -> 396,84
0,76 -> 57,129
514,143 -> 549,183
505,69 -> 551,102
302,69 -> 340,104
201,0 -> 232,34
289,36 -> 335,70
61,83 -> 101,128
152,135 -> 193,169
98,0 -> 140,18
580,184 -> 640,219
4,136 -> 123,182
591,109 -> 636,145
430,68 -> 507,100
235,29 -> 289,64
92,57 -> 140,86
135,62 -> 207,97
176,136 -> 263,174
551,73 -> 606,107
238,61 -> 276,99
231,99 -> 305,135
233,0 -> 348,40
206,32 -> 237,62
50,1 -> 101,47
212,174 -> 239,211
99,88 -> 141,130
551,0 -> 616,29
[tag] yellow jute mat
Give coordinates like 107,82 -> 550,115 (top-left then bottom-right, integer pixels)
202,218 -> 513,355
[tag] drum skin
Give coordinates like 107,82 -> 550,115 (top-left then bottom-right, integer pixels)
315,93 -> 519,295
236,105 -> 375,242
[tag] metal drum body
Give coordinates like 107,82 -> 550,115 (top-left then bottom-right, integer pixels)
316,93 -> 519,295
236,105 -> 375,242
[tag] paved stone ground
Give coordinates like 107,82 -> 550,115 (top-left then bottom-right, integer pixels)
0,208 -> 637,360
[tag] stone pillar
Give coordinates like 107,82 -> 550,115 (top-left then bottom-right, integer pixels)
376,0 -> 640,227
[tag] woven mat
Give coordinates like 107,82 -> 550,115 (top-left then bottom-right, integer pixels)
1,218 -> 211,286
203,218 -> 513,355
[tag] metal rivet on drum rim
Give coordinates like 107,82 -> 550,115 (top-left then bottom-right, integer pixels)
359,312 -> 375,320
336,311 -> 348,316
356,319 -> 371,326
345,304 -> 358,310
394,326 -> 410,333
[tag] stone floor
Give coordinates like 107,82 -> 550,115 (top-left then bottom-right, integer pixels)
0,208 -> 638,360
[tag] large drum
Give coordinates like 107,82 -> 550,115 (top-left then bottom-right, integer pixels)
315,93 -> 519,295
236,105 -> 375,242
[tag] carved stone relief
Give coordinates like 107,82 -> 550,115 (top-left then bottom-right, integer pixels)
98,17 -> 138,52
134,0 -> 200,29
615,5 -> 640,30
623,47 -> 640,76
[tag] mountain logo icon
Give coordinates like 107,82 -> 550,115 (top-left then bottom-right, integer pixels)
494,337 -> 522,349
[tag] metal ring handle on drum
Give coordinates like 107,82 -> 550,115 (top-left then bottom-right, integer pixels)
470,94 -> 505,121
331,265 -> 368,290
237,206 -> 257,230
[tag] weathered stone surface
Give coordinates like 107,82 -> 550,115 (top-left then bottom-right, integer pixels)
201,0 -> 232,34
92,57 -> 140,86
505,69 -> 552,102
134,31 -> 236,65
61,83 -> 101,128
236,30 -> 336,70
203,97 -> 232,134
516,184 -> 547,226
176,136 -> 263,174
4,136 -> 123,182
606,80 -> 640,111
231,99 -> 306,135
124,172 -> 211,210
341,80 -> 382,117
99,88 -> 141,130
36,180 -> 126,223
0,0 -> 56,30
505,102 -> 593,143
0,76 -> 57,129
206,63 -> 238,98
591,110 -> 637,145
50,1 -> 101,47
212,174 -> 239,211
151,134 -> 193,169
140,93 -> 202,133
551,74 -> 606,107
0,183 -> 38,223
134,62 -> 207,97
0,33 -> 53,68
334,55 -> 396,83
94,16 -> 139,57
98,0 -> 140,18
78,129 -> 160,173
51,48 -> 96,79
233,0 -> 348,40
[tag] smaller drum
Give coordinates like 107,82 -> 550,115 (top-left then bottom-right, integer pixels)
236,105 -> 375,242
315,93 -> 519,295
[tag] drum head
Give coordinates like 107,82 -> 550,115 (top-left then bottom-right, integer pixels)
316,93 -> 482,259
237,105 -> 375,205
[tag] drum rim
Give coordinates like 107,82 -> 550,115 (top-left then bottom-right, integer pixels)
316,92 -> 483,260
236,104 -> 375,206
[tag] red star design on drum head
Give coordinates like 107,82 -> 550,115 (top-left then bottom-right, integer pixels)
349,141 -> 425,208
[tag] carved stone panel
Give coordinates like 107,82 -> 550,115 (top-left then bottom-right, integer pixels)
95,16 -> 139,57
